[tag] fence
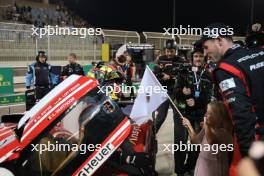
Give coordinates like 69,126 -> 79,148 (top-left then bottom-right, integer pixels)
101,29 -> 140,45
142,32 -> 201,50
0,22 -> 102,66
0,22 -> 246,67
142,31 -> 177,51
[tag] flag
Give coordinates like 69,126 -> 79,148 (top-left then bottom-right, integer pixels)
130,66 -> 168,124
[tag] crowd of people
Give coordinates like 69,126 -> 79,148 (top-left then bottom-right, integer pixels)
2,1 -> 89,27
24,48 -> 136,107
25,51 -> 85,109
153,23 -> 264,176
23,22 -> 264,176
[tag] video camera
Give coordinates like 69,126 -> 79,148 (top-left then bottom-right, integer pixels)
155,60 -> 192,80
174,62 -> 192,74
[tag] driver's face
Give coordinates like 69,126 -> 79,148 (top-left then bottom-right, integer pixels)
68,56 -> 76,64
203,39 -> 221,63
165,49 -> 176,58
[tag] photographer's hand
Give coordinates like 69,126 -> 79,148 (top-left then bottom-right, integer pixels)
162,73 -> 170,80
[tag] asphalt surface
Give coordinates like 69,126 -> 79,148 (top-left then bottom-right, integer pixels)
155,110 -> 175,175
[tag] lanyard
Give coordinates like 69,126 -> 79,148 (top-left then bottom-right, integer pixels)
193,69 -> 204,91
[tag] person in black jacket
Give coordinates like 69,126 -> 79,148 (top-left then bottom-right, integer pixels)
199,23 -> 264,175
186,47 -> 213,131
61,53 -> 84,80
173,47 -> 213,175
153,39 -> 185,132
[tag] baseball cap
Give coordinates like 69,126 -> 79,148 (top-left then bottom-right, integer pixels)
197,23 -> 233,45
36,51 -> 47,61
164,39 -> 178,50
38,51 -> 47,58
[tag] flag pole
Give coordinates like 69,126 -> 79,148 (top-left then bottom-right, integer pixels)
146,66 -> 184,118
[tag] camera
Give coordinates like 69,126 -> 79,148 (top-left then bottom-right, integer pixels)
174,62 -> 192,74
155,61 -> 192,81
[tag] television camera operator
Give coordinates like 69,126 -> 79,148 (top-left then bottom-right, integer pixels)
170,46 -> 213,175
153,39 -> 185,132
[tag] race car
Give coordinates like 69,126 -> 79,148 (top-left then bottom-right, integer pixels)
0,75 -> 157,176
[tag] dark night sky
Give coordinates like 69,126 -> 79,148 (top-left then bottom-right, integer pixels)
68,0 -> 264,36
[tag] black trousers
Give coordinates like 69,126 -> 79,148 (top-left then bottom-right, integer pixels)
155,100 -> 200,174
173,113 -> 199,174
35,86 -> 51,100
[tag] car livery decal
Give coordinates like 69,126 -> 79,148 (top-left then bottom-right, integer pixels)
20,76 -> 98,149
73,117 -> 131,176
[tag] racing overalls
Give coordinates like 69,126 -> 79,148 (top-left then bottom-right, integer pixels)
61,63 -> 84,77
213,44 -> 264,176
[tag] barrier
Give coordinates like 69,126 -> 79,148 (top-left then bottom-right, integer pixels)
0,67 -> 14,95
0,94 -> 25,105
0,23 -> 102,66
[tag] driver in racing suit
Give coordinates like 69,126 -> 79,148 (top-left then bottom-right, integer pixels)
198,23 -> 264,176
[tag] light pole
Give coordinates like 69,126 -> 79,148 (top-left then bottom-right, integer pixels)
173,0 -> 176,28
250,0 -> 254,24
